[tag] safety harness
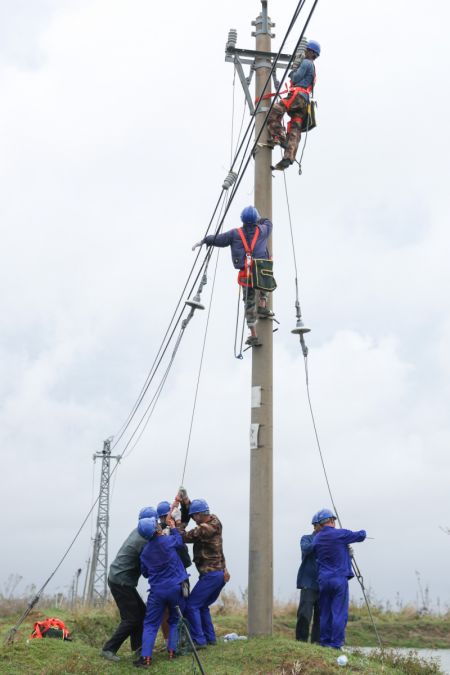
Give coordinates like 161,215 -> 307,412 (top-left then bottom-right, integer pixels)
236,227 -> 260,288
284,67 -> 316,130
30,617 -> 71,640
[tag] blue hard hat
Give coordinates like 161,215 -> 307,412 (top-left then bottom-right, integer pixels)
306,40 -> 321,56
189,498 -> 210,516
313,508 -> 336,524
240,206 -> 260,224
137,516 -> 157,540
157,501 -> 171,517
139,506 -> 157,520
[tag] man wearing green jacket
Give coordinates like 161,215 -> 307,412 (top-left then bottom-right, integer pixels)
101,507 -> 157,662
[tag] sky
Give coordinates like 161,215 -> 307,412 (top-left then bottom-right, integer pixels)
1,0 -> 450,615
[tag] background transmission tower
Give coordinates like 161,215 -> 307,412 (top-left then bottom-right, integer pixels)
85,439 -> 120,606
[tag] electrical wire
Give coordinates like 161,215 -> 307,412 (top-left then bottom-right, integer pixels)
180,246 -> 221,485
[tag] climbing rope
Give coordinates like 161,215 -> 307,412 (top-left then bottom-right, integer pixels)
282,153 -> 383,649
302,356 -> 383,648
179,193 -> 230,484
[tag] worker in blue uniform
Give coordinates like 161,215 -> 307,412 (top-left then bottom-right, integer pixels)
312,509 -> 366,649
134,516 -> 189,669
295,512 -> 321,642
192,206 -> 274,347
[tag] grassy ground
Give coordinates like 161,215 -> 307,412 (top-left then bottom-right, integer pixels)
0,601 -> 446,674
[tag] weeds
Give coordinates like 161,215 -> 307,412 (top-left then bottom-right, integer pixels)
368,649 -> 442,675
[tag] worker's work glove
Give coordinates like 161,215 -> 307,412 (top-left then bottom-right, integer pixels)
348,546 -> 354,558
161,527 -> 170,536
224,569 -> 231,583
171,507 -> 182,523
192,241 -> 203,251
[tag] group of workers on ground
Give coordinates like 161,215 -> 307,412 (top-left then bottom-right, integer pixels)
295,509 -> 366,649
101,492 -> 365,668
101,488 -> 229,668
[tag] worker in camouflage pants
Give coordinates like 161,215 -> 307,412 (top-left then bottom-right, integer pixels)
242,286 -> 268,337
268,39 -> 320,171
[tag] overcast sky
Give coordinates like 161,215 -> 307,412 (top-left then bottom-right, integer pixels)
1,0 -> 450,613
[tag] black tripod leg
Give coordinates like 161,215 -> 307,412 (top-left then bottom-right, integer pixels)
175,605 -> 206,675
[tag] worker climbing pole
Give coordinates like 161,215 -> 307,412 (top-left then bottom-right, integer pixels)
268,39 -> 320,171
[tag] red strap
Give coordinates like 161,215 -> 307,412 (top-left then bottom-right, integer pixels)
237,227 -> 260,287
255,88 -> 288,103
283,85 -> 313,111
237,227 -> 259,254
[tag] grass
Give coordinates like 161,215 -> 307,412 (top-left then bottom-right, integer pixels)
0,602 -> 446,674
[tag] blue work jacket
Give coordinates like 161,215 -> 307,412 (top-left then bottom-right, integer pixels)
289,58 -> 315,99
296,532 -> 318,591
140,528 -> 188,591
203,218 -> 272,270
312,526 -> 366,581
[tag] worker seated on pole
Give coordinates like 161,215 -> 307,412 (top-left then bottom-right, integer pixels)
101,506 -> 157,663
134,516 -> 189,668
267,39 -> 320,171
175,491 -> 230,648
192,206 -> 275,347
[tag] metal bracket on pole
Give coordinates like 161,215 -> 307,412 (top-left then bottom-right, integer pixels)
225,21 -> 296,117
233,56 -> 255,115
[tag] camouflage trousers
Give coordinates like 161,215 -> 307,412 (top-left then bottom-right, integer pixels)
242,286 -> 269,327
267,92 -> 308,163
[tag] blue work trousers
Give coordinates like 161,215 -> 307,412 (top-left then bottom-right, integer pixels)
141,585 -> 185,658
318,576 -> 349,648
184,570 -> 225,645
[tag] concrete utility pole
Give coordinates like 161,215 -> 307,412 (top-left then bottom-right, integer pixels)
248,0 -> 274,636
85,439 -> 120,606
225,0 -> 299,637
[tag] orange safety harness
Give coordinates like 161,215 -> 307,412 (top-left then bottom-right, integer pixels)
236,227 -> 260,288
30,617 -> 71,640
255,62 -> 316,129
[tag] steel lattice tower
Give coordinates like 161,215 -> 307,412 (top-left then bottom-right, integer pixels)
85,439 -> 120,605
